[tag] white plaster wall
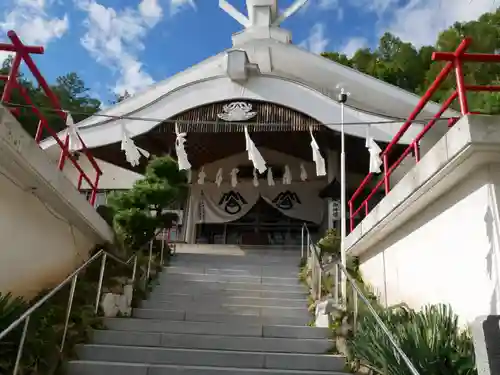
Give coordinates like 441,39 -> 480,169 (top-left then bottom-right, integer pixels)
360,166 -> 500,323
62,156 -> 144,190
0,166 -> 94,299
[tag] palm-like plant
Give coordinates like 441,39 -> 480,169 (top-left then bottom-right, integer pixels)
348,304 -> 477,375
0,293 -> 29,372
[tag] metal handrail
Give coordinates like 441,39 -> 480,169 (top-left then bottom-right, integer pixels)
301,224 -> 420,375
0,30 -> 103,206
0,236 -> 167,375
301,223 -> 322,300
348,38 -> 500,232
336,261 -> 420,375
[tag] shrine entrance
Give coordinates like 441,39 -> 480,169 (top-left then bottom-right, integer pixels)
195,197 -> 319,246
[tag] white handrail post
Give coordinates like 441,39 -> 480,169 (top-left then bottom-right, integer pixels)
318,265 -> 322,300
61,274 -> 78,352
306,231 -> 310,258
353,287 -> 358,333
131,255 -> 138,284
160,229 -> 165,266
146,239 -> 153,281
334,263 -> 339,305
12,316 -> 30,375
95,253 -> 107,314
301,225 -> 304,259
338,89 -> 349,305
337,262 -> 421,375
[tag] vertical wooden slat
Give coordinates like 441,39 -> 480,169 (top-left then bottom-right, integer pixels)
153,100 -> 321,134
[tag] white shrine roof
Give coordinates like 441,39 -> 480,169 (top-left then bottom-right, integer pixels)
40,0 -> 459,152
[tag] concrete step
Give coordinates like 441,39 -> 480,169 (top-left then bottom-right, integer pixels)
103,318 -> 330,339
132,309 -> 310,325
158,273 -> 302,286
149,289 -> 308,300
67,361 -> 349,375
170,254 -> 300,265
166,266 -> 300,278
144,295 -> 307,307
76,345 -> 345,371
91,330 -> 332,354
140,301 -> 310,318
153,280 -> 307,293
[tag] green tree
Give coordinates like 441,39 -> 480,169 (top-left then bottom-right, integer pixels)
106,155 -> 187,252
321,7 -> 500,114
37,72 -> 101,134
0,58 -> 101,136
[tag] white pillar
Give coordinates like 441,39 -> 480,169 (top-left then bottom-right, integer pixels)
184,192 -> 196,244
327,149 -> 339,230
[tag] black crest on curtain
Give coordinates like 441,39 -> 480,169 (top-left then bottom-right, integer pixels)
272,191 -> 301,210
219,191 -> 248,214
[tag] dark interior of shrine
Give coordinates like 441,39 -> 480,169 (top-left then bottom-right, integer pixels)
87,100 -> 402,244
89,100 -> 402,179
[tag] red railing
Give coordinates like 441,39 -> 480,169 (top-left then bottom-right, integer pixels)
348,37 -> 500,232
0,30 -> 102,205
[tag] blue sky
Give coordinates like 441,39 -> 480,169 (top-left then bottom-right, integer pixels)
0,0 -> 494,106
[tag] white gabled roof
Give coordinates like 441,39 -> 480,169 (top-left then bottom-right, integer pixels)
41,1 -> 458,152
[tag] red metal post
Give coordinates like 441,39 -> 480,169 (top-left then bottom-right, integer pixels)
413,142 -> 420,162
382,38 -> 471,158
348,201 -> 353,232
465,85 -> 500,92
34,119 -> 44,143
77,174 -> 83,190
89,173 -> 100,207
58,134 -> 69,171
348,37 -> 500,232
7,31 -> 66,119
433,51 -> 500,62
0,42 -> 43,54
0,53 -> 22,103
454,60 -> 469,115
1,30 -> 103,198
383,154 -> 390,194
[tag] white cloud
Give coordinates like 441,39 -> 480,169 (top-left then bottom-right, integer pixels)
386,0 -> 498,47
0,0 -> 68,60
341,37 -> 368,57
76,0 -> 162,95
350,0 -> 398,15
318,0 -> 338,9
139,0 -> 163,26
299,23 -> 329,54
170,0 -> 196,16
352,0 -> 497,47
299,0 -> 343,20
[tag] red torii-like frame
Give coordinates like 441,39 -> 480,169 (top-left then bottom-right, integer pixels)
432,39 -> 500,115
0,30 -> 102,206
348,37 -> 500,232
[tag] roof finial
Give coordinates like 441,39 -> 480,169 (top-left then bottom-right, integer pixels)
219,0 -> 309,29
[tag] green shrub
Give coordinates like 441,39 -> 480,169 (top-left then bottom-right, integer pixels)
310,230 -> 476,375
348,304 -> 477,375
0,248 -> 164,374
0,293 -> 30,372
317,228 -> 340,260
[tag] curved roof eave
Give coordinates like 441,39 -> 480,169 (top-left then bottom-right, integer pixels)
276,41 -> 458,120
40,38 -> 459,151
41,74 -> 434,152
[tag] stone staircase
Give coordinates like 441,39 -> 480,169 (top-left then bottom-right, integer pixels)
67,248 -> 348,374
